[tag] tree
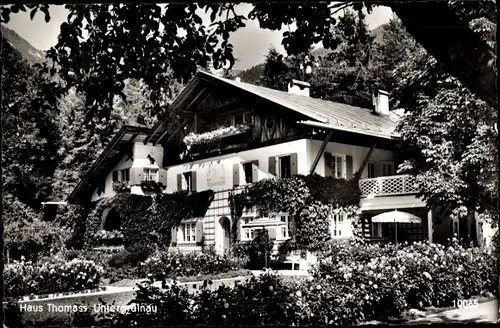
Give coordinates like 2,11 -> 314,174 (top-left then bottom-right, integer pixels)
258,47 -> 292,91
308,9 -> 377,108
0,2 -> 495,114
389,14 -> 498,228
1,37 -> 61,211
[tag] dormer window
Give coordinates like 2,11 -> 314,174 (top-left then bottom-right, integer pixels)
143,168 -> 159,182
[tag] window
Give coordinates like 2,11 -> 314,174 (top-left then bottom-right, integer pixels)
243,162 -> 254,184
121,169 -> 130,182
181,223 -> 196,242
381,161 -> 395,176
367,162 -> 376,178
233,112 -> 254,126
279,155 -> 291,178
112,171 -> 119,182
331,155 -> 344,178
331,214 -> 344,237
143,168 -> 159,182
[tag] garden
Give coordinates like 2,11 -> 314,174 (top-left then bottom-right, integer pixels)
4,175 -> 499,327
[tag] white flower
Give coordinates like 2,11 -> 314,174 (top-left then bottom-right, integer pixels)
296,290 -> 302,297
373,284 -> 378,289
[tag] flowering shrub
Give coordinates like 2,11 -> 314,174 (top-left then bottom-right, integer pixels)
183,124 -> 250,146
94,229 -> 124,242
138,248 -> 243,280
4,255 -> 104,298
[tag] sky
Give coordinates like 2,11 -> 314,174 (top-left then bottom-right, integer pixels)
5,4 -> 393,70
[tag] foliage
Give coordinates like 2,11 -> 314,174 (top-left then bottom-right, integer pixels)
247,229 -> 274,269
108,245 -> 152,269
5,218 -> 70,262
183,124 -> 250,146
392,12 -> 498,224
229,174 -> 361,251
294,201 -> 334,251
314,238 -> 498,313
83,190 -> 213,249
112,181 -> 131,193
4,255 -> 104,298
2,1 -> 494,129
236,63 -> 264,84
1,34 -> 61,210
93,230 -> 124,245
138,248 -> 244,280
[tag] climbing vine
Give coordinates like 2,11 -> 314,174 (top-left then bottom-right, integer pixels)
83,190 -> 214,250
228,173 -> 362,251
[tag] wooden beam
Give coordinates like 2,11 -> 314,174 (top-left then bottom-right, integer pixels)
194,114 -> 199,134
158,120 -> 189,145
355,143 -> 377,178
196,100 -> 242,115
176,110 -> 195,118
186,87 -> 209,110
309,131 -> 333,174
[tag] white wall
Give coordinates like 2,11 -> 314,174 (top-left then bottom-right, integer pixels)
164,139 -> 309,193
90,142 -> 164,202
134,142 -> 164,167
307,139 -> 398,179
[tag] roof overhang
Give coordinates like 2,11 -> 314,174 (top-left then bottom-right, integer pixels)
67,125 -> 151,205
297,120 -> 398,140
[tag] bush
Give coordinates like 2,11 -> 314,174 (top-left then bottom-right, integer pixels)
138,248 -> 243,280
313,238 -> 498,318
5,218 -> 70,262
4,255 -> 104,298
248,228 -> 273,269
109,244 -> 152,268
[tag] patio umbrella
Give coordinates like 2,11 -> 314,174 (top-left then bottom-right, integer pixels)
371,209 -> 422,243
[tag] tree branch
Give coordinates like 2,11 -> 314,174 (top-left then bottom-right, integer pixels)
385,1 -> 497,108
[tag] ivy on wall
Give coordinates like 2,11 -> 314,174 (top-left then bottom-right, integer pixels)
229,173 -> 362,251
83,190 -> 214,250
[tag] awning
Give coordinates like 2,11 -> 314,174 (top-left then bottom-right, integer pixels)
371,209 -> 422,224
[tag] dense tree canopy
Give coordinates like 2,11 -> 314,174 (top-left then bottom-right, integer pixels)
0,1 -> 496,120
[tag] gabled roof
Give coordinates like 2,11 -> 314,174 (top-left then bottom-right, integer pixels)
149,69 -> 399,142
199,70 -> 398,139
67,125 -> 151,204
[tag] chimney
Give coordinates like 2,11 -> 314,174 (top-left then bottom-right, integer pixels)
372,90 -> 389,115
234,77 -> 241,82
288,79 -> 310,97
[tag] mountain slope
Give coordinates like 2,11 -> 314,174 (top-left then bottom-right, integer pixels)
1,24 -> 47,64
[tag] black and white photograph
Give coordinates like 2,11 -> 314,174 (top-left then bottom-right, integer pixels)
1,1 -> 498,327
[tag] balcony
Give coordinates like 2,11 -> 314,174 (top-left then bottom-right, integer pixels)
359,174 -> 419,198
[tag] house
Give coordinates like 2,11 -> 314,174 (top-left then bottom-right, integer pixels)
67,69 -> 488,255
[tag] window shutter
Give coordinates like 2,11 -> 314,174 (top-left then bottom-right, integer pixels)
324,152 -> 333,176
171,226 -> 178,245
112,171 -> 119,182
346,155 -> 353,179
191,171 -> 197,192
129,168 -> 142,185
268,156 -> 276,176
252,160 -> 259,183
159,169 -> 168,187
290,153 -> 298,176
195,220 -> 204,242
177,174 -> 182,191
233,163 -> 240,187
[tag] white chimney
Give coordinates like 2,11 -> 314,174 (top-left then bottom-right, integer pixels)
372,90 -> 389,115
234,77 -> 241,82
288,79 -> 310,97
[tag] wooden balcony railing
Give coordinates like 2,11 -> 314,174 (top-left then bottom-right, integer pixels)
359,174 -> 419,197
